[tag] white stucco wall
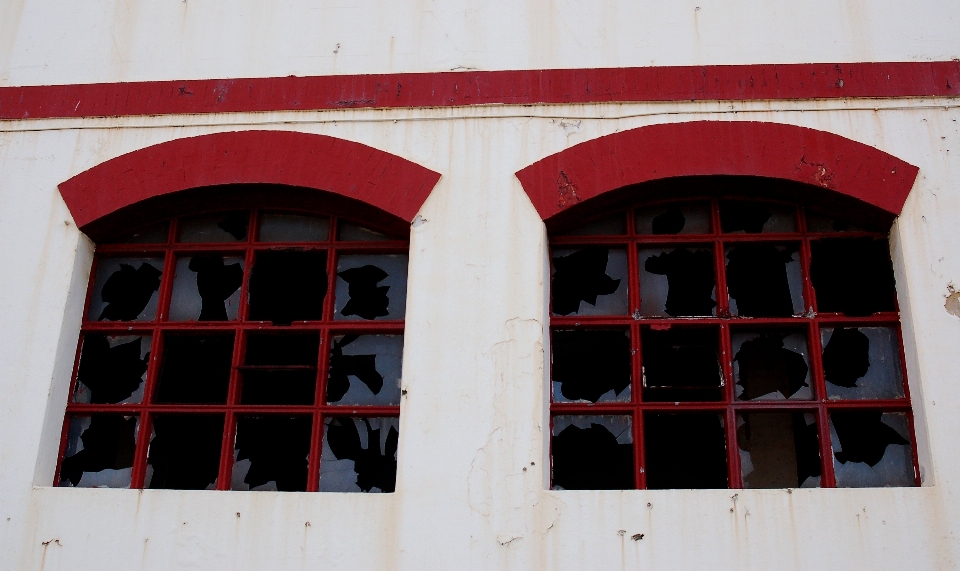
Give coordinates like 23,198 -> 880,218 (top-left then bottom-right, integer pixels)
0,99 -> 959,570
3,0 -> 960,568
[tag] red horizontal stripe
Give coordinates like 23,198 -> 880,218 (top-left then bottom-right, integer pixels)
3,61 -> 959,120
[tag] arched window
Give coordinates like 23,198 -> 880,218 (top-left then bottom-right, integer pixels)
56,187 -> 408,492
547,177 -> 918,490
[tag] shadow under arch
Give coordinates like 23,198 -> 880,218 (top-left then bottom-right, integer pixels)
515,121 -> 919,231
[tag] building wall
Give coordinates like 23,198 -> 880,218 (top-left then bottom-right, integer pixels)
2,1 -> 960,570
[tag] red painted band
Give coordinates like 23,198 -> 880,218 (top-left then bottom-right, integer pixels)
58,130 -> 442,228
4,62 -> 959,120
515,121 -> 919,218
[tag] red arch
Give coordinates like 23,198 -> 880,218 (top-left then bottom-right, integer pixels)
59,130 -> 442,230
515,121 -> 919,220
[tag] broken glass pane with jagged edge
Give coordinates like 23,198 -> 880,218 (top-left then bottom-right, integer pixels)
636,202 -> 712,235
328,334 -> 404,406
338,221 -> 392,242
822,327 -> 904,399
58,415 -> 138,488
169,255 -> 244,321
231,416 -> 312,492
830,411 -> 914,487
551,415 -> 633,490
551,248 -> 628,316
178,211 -> 249,243
258,213 -> 330,242
320,417 -> 399,493
726,244 -> 804,317
334,255 -> 408,321
144,414 -> 224,490
73,334 -> 151,405
87,258 -> 163,322
733,330 -> 812,400
639,247 -> 716,317
552,329 -> 631,403
720,201 -> 797,234
557,213 -> 627,236
738,412 -> 821,489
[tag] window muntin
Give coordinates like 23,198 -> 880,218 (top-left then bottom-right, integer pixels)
58,210 -> 405,492
549,197 -> 918,490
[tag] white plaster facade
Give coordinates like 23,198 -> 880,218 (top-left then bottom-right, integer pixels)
1,2 -> 960,570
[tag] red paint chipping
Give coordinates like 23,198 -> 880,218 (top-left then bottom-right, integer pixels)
516,121 -> 919,219
2,61 -> 958,120
58,131 -> 442,229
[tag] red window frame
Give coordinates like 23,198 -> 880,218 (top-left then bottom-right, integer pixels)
548,197 -> 920,489
57,208 -> 407,491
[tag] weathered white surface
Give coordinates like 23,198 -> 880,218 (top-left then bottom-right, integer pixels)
1,98 -> 960,569
1,0 -> 960,86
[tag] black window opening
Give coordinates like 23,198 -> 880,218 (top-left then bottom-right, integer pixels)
549,196 -> 919,490
58,209 -> 405,492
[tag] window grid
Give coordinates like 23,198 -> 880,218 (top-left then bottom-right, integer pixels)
549,198 -> 919,489
58,209 -> 406,491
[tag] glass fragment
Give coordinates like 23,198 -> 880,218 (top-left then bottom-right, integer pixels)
320,417 -> 399,493
830,411 -> 914,487
178,211 -> 249,243
639,247 -> 716,317
726,244 -> 804,317
733,330 -> 812,400
169,255 -> 244,321
335,255 -> 409,321
58,415 -> 138,488
822,327 -> 905,399
338,222 -> 391,242
720,201 -> 796,233
551,248 -> 628,316
559,213 -> 627,236
328,334 -> 404,405
258,213 -> 330,242
636,202 -> 712,235
551,329 -> 631,403
231,416 -> 312,491
87,258 -> 163,322
737,412 -> 821,488
74,334 -> 151,404
551,415 -> 633,490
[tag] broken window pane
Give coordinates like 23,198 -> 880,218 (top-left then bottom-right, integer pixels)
641,326 -> 722,402
822,327 -> 904,399
105,222 -> 169,244
805,212 -> 865,233
558,213 -> 627,236
737,412 -> 821,488
551,415 -> 633,490
338,221 -> 391,241
320,416 -> 399,493
169,255 -> 244,321
87,257 -> 163,321
335,254 -> 408,321
73,334 -> 150,404
231,416 -> 312,492
644,412 -> 728,489
328,334 -> 404,406
639,247 -> 716,317
720,201 -> 796,233
248,250 -> 327,324
154,334 -> 234,404
636,202 -> 712,235
241,333 -> 319,405
726,244 -> 804,317
258,213 -> 330,242
178,211 -> 249,243
551,329 -> 631,403
810,238 -> 897,316
58,415 -> 138,488
830,411 -> 914,487
551,248 -> 628,316
733,330 -> 812,400
145,415 -> 224,490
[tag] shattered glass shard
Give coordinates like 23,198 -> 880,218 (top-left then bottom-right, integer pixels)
831,410 -> 910,467
232,416 -> 312,492
651,205 -> 686,234
248,250 -> 327,324
321,417 -> 399,493
551,248 -> 624,315
328,335 -> 383,403
551,416 -> 633,490
179,212 -> 249,243
810,238 -> 897,316
734,332 -> 810,400
737,412 -> 821,489
96,261 -> 163,321
258,213 -> 329,242
822,327 -> 870,388
146,415 -> 224,490
551,329 -> 631,403
59,415 -> 137,488
75,335 -> 149,404
636,202 -> 712,235
822,327 -> 904,400
188,255 -> 244,320
726,244 -> 802,317
720,202 -> 796,234
337,265 -> 390,319
641,248 -> 716,316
